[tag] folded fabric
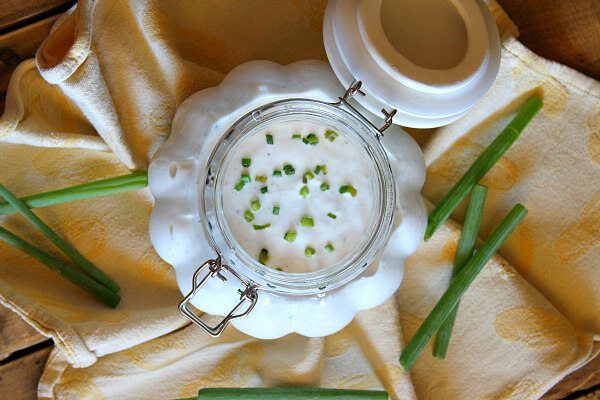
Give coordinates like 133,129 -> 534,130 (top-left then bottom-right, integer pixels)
0,0 -> 597,399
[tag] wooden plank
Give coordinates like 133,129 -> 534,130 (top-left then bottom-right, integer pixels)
571,387 -> 600,400
572,387 -> 600,400
496,0 -> 600,80
542,354 -> 600,399
0,0 -> 71,32
0,14 -> 60,113
0,305 -> 47,361
0,345 -> 52,400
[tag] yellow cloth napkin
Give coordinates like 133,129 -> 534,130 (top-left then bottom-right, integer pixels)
0,0 -> 597,399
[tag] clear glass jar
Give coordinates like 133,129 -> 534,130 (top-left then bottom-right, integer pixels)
150,0 -> 501,338
149,60 -> 427,339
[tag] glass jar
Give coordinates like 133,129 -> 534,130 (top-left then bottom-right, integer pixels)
149,60 -> 427,338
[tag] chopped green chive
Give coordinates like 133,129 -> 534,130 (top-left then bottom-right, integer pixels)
314,165 -> 327,175
253,223 -> 271,230
320,182 -> 330,191
325,243 -> 335,253
255,175 -> 267,183
284,231 -> 297,242
251,198 -> 261,211
305,133 -> 319,145
242,158 -> 251,167
292,134 -> 302,140
300,216 -> 314,227
241,173 -> 251,183
234,181 -> 246,191
283,164 -> 295,175
272,206 -> 280,215
339,185 -> 357,197
259,248 -> 269,264
266,134 -> 274,145
276,267 -> 283,271
299,186 -> 309,198
325,129 -> 338,142
273,170 -> 282,178
244,210 -> 254,222
327,212 -> 337,219
261,186 -> 268,194
305,247 -> 316,257
303,171 -> 315,184
302,137 -> 309,144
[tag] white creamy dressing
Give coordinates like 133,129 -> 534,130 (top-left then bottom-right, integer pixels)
222,121 -> 375,273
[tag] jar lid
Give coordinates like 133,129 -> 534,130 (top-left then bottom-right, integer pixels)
323,0 -> 501,128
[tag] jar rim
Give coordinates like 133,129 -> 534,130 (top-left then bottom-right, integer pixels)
201,98 -> 396,295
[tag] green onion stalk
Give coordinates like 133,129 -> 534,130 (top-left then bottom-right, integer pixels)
0,182 -> 121,293
400,204 -> 528,370
0,226 -> 120,307
424,96 -> 542,241
433,184 -> 488,359
180,387 -> 389,399
0,171 -> 148,306
0,172 -> 148,215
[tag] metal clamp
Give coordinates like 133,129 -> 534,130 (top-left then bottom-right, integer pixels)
338,80 -> 397,138
179,257 -> 258,337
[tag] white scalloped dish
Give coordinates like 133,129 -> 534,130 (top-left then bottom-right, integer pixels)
148,60 -> 426,339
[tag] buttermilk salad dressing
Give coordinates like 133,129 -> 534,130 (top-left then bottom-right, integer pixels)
222,121 -> 375,273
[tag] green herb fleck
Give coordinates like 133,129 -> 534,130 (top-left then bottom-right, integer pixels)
255,175 -> 267,183
272,206 -> 280,215
325,129 -> 338,142
320,182 -> 330,191
303,171 -> 315,184
234,181 -> 246,191
266,134 -> 274,145
292,134 -> 302,140
305,247 -> 316,257
305,133 -> 319,145
300,216 -> 314,227
241,173 -> 251,183
299,186 -> 309,198
339,185 -> 357,197
261,186 -> 268,194
244,210 -> 254,222
273,170 -> 282,177
253,223 -> 271,230
327,212 -> 337,219
284,231 -> 297,242
251,198 -> 261,211
276,267 -> 283,271
314,165 -> 322,175
259,248 -> 269,264
283,164 -> 295,175
242,158 -> 251,167
325,243 -> 335,253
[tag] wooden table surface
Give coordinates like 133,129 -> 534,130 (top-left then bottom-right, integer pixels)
0,1 -> 598,399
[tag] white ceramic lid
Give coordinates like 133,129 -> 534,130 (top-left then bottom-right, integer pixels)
323,0 -> 501,128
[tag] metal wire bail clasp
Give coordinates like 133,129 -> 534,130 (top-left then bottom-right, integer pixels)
179,257 -> 258,337
339,80 -> 397,138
